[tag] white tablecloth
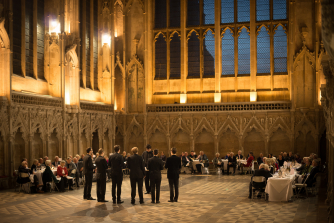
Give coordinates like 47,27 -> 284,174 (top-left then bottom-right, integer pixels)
265,174 -> 295,202
32,169 -> 57,184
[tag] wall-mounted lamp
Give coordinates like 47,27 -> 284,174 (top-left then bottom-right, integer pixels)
250,92 -> 257,102
50,20 -> 60,34
102,34 -> 111,46
180,94 -> 187,104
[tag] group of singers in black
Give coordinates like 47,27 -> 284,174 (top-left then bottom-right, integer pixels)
82,144 -> 181,204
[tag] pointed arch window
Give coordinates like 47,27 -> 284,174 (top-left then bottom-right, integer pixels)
221,0 -> 234,23
238,28 -> 250,75
204,30 -> 215,77
188,31 -> 200,78
237,0 -> 250,22
155,0 -> 167,28
188,0 -> 200,26
155,34 -> 167,79
273,0 -> 287,20
170,0 -> 180,27
257,26 -> 270,74
170,32 -> 181,79
256,0 -> 270,21
222,29 -> 234,75
274,25 -> 287,73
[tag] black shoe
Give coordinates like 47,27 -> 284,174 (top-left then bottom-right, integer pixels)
117,200 -> 124,204
168,200 -> 174,202
100,200 -> 108,202
174,199 -> 178,202
151,201 -> 155,203
140,201 -> 144,204
87,197 -> 96,200
131,200 -> 135,205
156,201 -> 160,204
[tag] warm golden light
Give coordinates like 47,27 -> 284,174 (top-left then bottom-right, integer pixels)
65,92 -> 70,105
50,20 -> 60,34
180,94 -> 187,104
102,34 -> 111,46
114,95 -> 117,110
214,93 -> 221,103
115,31 -> 118,37
250,92 -> 257,102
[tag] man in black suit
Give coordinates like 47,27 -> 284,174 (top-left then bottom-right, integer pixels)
248,164 -> 272,198
95,148 -> 108,202
83,147 -> 96,200
188,151 -> 197,159
165,147 -> 181,202
127,147 -> 145,204
147,149 -> 164,203
108,145 -> 124,204
305,159 -> 320,187
142,144 -> 153,194
227,152 -> 237,175
52,156 -> 60,167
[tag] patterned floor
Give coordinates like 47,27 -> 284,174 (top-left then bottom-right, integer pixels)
0,174 -> 328,223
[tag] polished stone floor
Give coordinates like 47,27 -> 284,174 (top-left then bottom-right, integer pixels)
0,174 -> 328,223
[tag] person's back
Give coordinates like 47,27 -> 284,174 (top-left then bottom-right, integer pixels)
109,152 -> 124,176
83,154 -> 93,175
165,155 -> 181,179
128,153 -> 145,179
148,156 -> 164,179
95,156 -> 108,175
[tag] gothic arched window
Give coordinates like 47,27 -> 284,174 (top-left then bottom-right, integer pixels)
274,25 -> 287,73
257,26 -> 270,74
155,34 -> 167,79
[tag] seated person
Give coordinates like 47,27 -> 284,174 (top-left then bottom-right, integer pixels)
305,159 -> 320,187
224,152 -> 230,160
295,153 -> 302,163
182,152 -> 191,167
38,158 -> 45,167
43,156 -> 49,165
277,154 -> 285,167
160,151 -> 167,162
282,152 -> 289,161
296,157 -> 307,172
52,156 -> 60,167
213,153 -> 224,173
227,152 -> 236,175
79,154 -> 84,161
188,151 -> 197,160
57,160 -> 73,191
268,153 -> 273,158
196,151 -> 208,174
30,159 -> 39,173
257,153 -> 264,165
66,157 -> 77,177
248,163 -> 272,199
287,152 -> 294,161
236,150 -> 243,160
301,158 -> 312,175
42,160 -> 59,192
18,161 -> 43,193
72,157 -> 81,186
241,152 -> 254,172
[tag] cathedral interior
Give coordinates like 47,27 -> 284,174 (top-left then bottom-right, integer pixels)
0,0 -> 334,222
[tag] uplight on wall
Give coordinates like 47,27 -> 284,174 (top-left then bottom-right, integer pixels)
180,94 -> 187,104
65,92 -> 70,105
50,20 -> 60,34
250,92 -> 257,102
214,93 -> 221,103
102,34 -> 111,46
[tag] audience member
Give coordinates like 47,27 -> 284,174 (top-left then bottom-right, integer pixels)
79,154 -> 84,161
257,153 -> 264,165
196,151 -> 208,174
305,159 -> 320,187
268,154 -> 273,158
38,158 -> 45,167
188,151 -> 197,159
52,156 -> 60,167
236,150 -> 243,160
43,156 -> 48,165
224,152 -> 230,160
73,157 -> 81,187
248,163 -> 272,199
18,161 -> 43,193
295,154 -> 302,163
160,151 -> 167,162
241,152 -> 254,173
66,157 -> 77,178
213,153 -> 224,174
42,160 -> 59,192
277,154 -> 284,167
57,160 -> 73,192
227,152 -> 236,175
182,152 -> 191,167
30,159 -> 39,173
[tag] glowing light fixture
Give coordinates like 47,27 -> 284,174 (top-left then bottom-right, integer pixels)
115,31 -> 118,37
250,92 -> 257,102
65,92 -> 70,105
114,95 -> 117,111
102,34 -> 111,46
214,93 -> 221,103
50,20 -> 60,34
180,94 -> 187,104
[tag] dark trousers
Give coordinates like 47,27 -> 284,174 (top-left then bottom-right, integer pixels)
196,164 -> 202,173
96,173 -> 106,201
111,175 -> 123,201
227,163 -> 236,175
130,178 -> 143,202
84,172 -> 93,199
168,178 -> 179,201
145,171 -> 150,192
150,177 -> 161,202
58,176 -> 73,191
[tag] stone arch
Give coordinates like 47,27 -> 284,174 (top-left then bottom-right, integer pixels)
115,130 -> 124,152
171,129 -> 191,153
221,27 -> 234,37
219,128 -> 240,157
195,129 -> 215,160
268,127 -> 290,156
149,129 -> 168,158
147,117 -> 167,139
243,128 -> 265,158
193,117 -> 215,138
32,128 -> 43,164
49,128 -> 60,160
295,123 -> 316,157
13,128 -> 26,170
128,129 -> 144,154
80,129 -> 88,153
242,117 -> 265,144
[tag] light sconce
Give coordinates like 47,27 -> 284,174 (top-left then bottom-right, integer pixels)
180,94 -> 187,104
50,20 -> 60,34
214,93 -> 221,103
250,92 -> 257,102
102,34 -> 111,46
65,92 -> 70,105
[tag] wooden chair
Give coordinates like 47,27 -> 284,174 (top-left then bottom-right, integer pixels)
251,176 -> 267,199
18,172 -> 31,193
293,174 -> 310,199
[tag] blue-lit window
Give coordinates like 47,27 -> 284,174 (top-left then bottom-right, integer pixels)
188,0 -> 200,26
274,25 -> 287,73
203,0 -> 215,25
170,0 -> 180,27
204,30 -> 215,77
221,0 -> 234,23
273,0 -> 287,20
237,0 -> 250,22
257,26 -> 270,74
238,28 -> 250,74
222,29 -> 234,75
188,31 -> 200,78
256,0 -> 270,21
155,0 -> 166,28
170,32 -> 181,79
155,34 -> 167,79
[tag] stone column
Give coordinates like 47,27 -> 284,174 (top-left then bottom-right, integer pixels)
214,0 -> 221,102
250,0 -> 256,93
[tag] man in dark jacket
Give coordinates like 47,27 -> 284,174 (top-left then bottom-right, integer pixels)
42,160 -> 59,192
165,147 -> 181,202
142,144 -> 153,194
147,149 -> 164,203
305,159 -> 320,187
227,152 -> 237,175
108,145 -> 124,204
128,147 -> 146,204
95,148 -> 108,202
83,147 -> 96,200
248,164 -> 272,198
